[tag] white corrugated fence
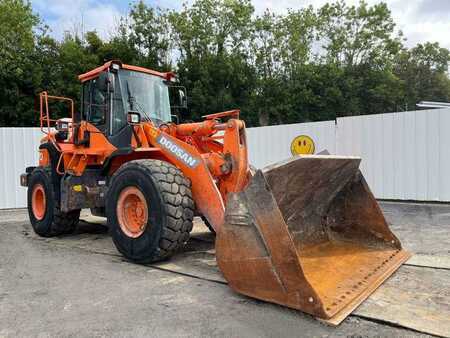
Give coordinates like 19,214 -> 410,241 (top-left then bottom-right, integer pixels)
1,108 -> 449,209
0,128 -> 42,209
336,109 -> 450,201
246,120 -> 336,169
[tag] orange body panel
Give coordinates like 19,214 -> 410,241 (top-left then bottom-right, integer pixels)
59,122 -> 117,176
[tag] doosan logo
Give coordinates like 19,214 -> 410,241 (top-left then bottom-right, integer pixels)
157,135 -> 199,168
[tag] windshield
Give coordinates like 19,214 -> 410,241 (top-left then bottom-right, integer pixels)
119,69 -> 171,123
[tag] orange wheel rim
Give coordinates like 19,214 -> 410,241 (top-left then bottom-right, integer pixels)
32,184 -> 46,220
117,187 -> 149,238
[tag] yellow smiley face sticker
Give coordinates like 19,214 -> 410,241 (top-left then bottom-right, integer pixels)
291,135 -> 315,155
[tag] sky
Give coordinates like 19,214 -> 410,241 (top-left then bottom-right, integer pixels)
31,0 -> 450,49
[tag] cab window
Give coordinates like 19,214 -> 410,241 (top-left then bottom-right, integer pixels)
90,79 -> 107,126
81,79 -> 107,127
82,82 -> 90,121
111,73 -> 126,133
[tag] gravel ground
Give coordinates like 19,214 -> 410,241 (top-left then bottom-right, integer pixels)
0,203 -> 446,338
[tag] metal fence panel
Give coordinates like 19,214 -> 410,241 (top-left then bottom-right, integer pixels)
439,110 -> 450,200
336,108 -> 450,201
247,120 -> 336,169
0,128 -> 41,209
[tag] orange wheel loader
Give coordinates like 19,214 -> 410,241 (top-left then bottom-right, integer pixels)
20,61 -> 410,324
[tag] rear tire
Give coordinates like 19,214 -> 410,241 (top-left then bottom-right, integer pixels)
107,159 -> 195,263
27,168 -> 80,237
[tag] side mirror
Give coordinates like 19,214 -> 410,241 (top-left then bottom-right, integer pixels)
178,89 -> 187,109
127,111 -> 141,125
169,86 -> 188,109
98,71 -> 115,93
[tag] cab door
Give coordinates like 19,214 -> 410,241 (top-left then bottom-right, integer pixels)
81,75 -> 132,148
82,78 -> 108,133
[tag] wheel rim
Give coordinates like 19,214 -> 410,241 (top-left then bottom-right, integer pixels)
117,187 -> 149,238
32,184 -> 46,220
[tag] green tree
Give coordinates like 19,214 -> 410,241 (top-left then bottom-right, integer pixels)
319,0 -> 402,67
249,11 -> 285,125
1,0 -> 450,128
314,0 -> 405,116
395,42 -> 450,109
170,0 -> 255,121
0,0 -> 41,126
97,20 -> 141,64
129,1 -> 173,70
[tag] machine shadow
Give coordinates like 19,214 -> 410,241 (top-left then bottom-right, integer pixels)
74,215 -> 216,254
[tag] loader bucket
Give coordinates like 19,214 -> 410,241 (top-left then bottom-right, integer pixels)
216,155 -> 410,325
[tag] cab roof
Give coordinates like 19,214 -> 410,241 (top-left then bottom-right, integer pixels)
78,61 -> 176,83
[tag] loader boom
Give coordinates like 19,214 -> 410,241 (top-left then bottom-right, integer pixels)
140,114 -> 249,231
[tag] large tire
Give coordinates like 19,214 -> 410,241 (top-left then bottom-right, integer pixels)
107,159 -> 195,263
27,168 -> 80,237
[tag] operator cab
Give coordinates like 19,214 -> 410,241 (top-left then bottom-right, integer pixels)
78,61 -> 186,148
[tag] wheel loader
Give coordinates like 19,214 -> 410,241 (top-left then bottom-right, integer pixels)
20,60 -> 410,324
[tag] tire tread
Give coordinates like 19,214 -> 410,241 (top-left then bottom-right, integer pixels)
110,159 -> 194,262
28,167 -> 80,237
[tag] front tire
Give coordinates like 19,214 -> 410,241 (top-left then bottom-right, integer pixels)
107,160 -> 195,263
27,168 -> 80,237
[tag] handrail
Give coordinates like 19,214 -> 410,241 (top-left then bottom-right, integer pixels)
39,91 -> 75,134
39,91 -> 75,153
